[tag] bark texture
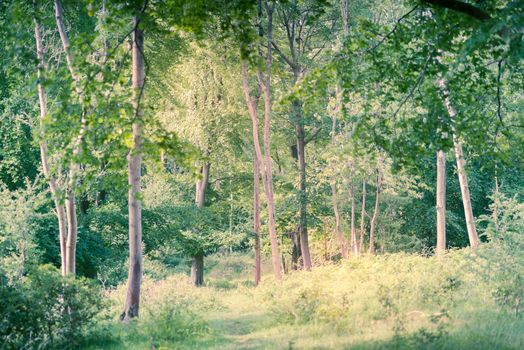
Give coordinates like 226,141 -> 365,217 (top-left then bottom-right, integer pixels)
436,150 -> 446,255
121,18 -> 144,321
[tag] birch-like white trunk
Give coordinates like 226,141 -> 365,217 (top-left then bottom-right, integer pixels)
438,79 -> 480,249
34,14 -> 68,276
436,150 -> 446,255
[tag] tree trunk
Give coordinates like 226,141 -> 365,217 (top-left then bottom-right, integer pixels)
65,190 -> 77,275
350,184 -> 358,256
295,117 -> 312,270
369,168 -> 381,255
359,178 -> 367,254
331,181 -> 347,259
121,17 -> 144,322
34,15 -> 68,276
191,252 -> 204,286
192,162 -> 210,287
330,95 -> 347,259
453,141 -> 479,248
291,229 -> 301,270
242,63 -> 282,280
438,79 -> 480,248
54,0 -> 87,276
436,150 -> 446,255
253,157 -> 261,286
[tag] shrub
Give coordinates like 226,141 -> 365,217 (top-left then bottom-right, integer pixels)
0,265 -> 107,349
479,194 -> 524,317
138,299 -> 209,344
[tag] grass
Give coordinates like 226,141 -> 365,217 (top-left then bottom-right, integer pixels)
85,250 -> 524,349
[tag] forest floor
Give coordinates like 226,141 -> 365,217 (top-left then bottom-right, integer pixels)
88,251 -> 524,349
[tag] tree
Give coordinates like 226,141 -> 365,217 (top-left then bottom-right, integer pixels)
271,0 -> 335,270
121,11 -> 145,321
33,8 -> 68,276
53,0 -> 86,276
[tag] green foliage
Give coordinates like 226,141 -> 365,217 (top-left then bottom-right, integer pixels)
0,181 -> 44,278
138,299 -> 209,344
0,265 -> 106,349
478,193 -> 524,316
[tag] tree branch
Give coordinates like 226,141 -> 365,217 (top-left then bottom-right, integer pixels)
304,127 -> 322,145
271,40 -> 295,69
421,0 -> 491,20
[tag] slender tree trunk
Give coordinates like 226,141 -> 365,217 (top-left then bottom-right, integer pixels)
242,62 -> 282,280
192,162 -> 210,286
359,178 -> 367,254
54,0 -> 88,276
369,168 -> 381,254
438,79 -> 480,248
436,150 -> 446,255
253,157 -> 261,286
293,93 -> 311,271
331,181 -> 347,259
121,17 -> 144,322
260,79 -> 284,278
34,14 -> 68,276
330,94 -> 347,259
65,190 -> 77,275
452,141 -> 479,248
350,184 -> 358,256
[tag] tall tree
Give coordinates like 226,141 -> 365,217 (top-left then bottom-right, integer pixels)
53,0 -> 90,275
242,59 -> 283,280
272,0 -> 334,270
240,0 -> 283,280
33,8 -> 68,276
121,12 -> 145,321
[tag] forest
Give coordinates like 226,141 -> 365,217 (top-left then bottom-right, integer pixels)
0,0 -> 523,349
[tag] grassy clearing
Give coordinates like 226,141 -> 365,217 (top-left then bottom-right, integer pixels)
88,250 -> 524,349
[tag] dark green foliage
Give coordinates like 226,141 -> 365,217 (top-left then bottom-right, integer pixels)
0,265 -> 106,349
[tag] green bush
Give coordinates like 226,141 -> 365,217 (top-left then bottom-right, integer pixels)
0,265 -> 107,349
138,299 -> 209,344
479,194 -> 524,317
